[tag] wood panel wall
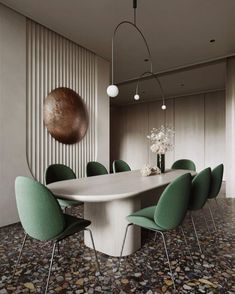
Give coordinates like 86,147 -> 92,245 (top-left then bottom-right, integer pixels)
110,90 -> 225,174
27,20 -> 99,182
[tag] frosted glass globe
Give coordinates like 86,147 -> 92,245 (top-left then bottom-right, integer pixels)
107,85 -> 119,97
161,104 -> 166,110
134,94 -> 140,100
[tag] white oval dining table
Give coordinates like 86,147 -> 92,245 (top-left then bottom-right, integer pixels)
47,169 -> 195,257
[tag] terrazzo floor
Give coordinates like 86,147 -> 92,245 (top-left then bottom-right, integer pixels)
0,199 -> 234,294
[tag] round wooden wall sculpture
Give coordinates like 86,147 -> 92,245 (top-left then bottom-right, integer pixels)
44,87 -> 89,144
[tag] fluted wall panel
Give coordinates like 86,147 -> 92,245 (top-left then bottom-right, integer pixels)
26,20 -> 97,182
111,90 -> 225,176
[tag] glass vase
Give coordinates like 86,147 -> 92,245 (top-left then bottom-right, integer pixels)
157,154 -> 165,173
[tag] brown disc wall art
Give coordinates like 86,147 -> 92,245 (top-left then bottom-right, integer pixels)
43,87 -> 89,144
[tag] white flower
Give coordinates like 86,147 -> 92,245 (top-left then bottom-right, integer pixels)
158,131 -> 164,140
140,164 -> 152,177
147,125 -> 174,155
150,144 -> 159,153
140,164 -> 161,176
152,166 -> 161,174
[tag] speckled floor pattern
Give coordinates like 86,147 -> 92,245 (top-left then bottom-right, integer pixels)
0,199 -> 234,294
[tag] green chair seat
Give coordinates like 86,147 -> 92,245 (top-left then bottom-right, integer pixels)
86,161 -> 108,177
127,173 -> 192,231
113,160 -> 131,173
171,159 -> 196,171
45,164 -> 77,184
14,176 -> 100,294
208,164 -> 224,199
188,167 -> 211,211
45,164 -> 82,209
55,214 -> 91,241
206,164 -> 224,232
119,173 -> 192,291
187,167 -> 211,254
127,206 -> 165,231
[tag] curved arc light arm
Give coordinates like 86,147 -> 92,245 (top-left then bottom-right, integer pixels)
135,71 -> 165,105
111,21 -> 153,84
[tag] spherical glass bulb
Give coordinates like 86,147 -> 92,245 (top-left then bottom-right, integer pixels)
107,85 -> 119,97
134,94 -> 140,100
161,104 -> 166,110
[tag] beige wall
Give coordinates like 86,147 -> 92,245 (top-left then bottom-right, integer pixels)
0,4 -> 110,227
111,90 -> 225,176
0,5 -> 30,227
226,57 -> 235,197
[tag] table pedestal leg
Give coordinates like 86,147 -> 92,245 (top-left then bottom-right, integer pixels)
84,197 -> 141,257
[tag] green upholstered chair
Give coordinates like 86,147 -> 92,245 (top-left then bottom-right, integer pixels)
45,164 -> 82,211
171,159 -> 196,171
86,161 -> 108,177
14,176 -> 100,294
119,173 -> 192,290
112,160 -> 131,173
207,164 -> 224,231
188,167 -> 211,253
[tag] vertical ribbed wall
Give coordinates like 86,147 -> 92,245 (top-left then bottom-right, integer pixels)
26,20 -> 97,183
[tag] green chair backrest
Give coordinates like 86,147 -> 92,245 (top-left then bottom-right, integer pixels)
188,167 -> 211,210
154,173 -> 191,230
113,160 -> 131,173
208,164 -> 224,199
45,164 -> 76,185
15,176 -> 65,241
86,161 -> 108,177
171,159 -> 196,171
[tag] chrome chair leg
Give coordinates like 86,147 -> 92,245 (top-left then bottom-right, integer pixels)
57,241 -> 60,255
215,198 -> 226,224
190,212 -> 202,254
154,232 -> 157,241
85,228 -> 101,274
208,202 -> 217,232
12,233 -> 27,279
156,231 -> 176,291
117,223 -> 133,270
202,207 -> 211,233
180,226 -> 193,263
44,242 -> 57,294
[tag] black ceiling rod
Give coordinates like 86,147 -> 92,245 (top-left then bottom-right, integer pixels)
133,0 -> 137,25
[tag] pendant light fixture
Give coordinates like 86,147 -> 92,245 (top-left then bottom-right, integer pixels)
107,0 -> 166,110
107,0 -> 152,96
134,71 -> 166,110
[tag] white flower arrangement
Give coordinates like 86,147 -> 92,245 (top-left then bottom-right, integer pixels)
147,125 -> 174,154
140,164 -> 161,177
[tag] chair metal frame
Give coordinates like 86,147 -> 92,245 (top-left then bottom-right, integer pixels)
12,228 -> 100,294
118,223 -> 192,291
207,198 -> 225,231
189,211 -> 202,254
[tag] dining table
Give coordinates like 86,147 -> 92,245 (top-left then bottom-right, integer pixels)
47,169 -> 195,257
